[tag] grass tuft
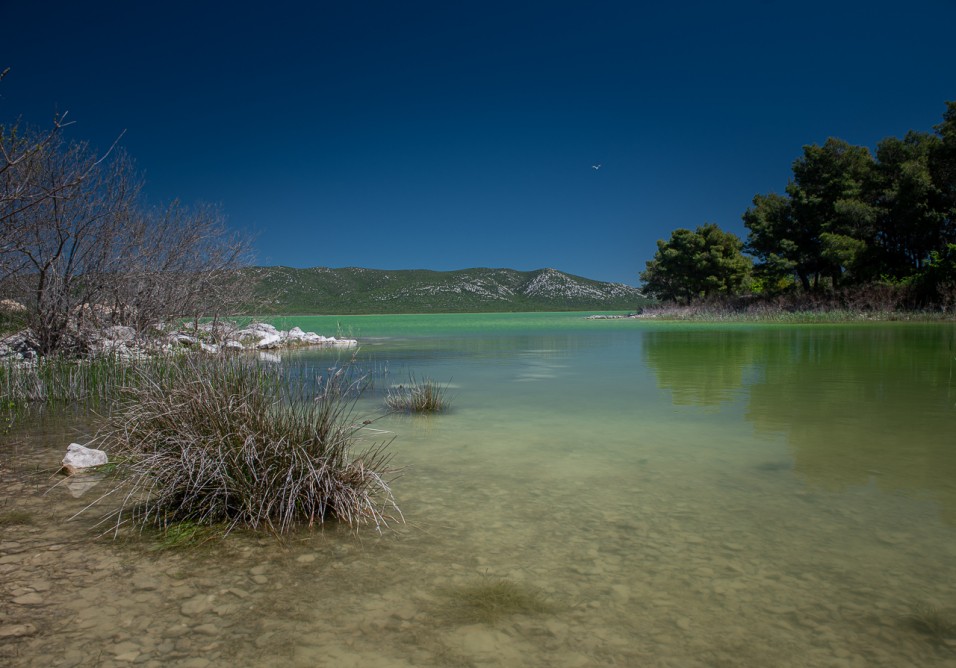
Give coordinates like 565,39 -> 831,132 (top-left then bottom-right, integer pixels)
90,355 -> 402,536
385,377 -> 450,414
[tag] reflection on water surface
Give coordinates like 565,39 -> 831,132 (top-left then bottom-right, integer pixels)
2,314 -> 956,666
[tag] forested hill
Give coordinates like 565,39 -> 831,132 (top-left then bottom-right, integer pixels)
247,266 -> 649,314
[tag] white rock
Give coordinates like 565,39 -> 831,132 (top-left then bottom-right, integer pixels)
223,340 -> 245,350
255,333 -> 284,349
62,443 -> 108,475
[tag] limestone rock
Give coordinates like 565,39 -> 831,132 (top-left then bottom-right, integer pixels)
61,443 -> 108,476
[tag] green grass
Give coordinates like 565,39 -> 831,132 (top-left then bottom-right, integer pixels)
149,520 -> 229,551
0,353 -> 154,408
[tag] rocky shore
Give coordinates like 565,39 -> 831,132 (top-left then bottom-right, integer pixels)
0,321 -> 357,363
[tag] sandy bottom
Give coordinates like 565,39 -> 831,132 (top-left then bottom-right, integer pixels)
3,328 -> 956,667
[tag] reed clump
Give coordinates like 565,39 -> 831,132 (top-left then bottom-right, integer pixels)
0,354 -> 142,407
385,377 -> 449,414
92,355 -> 401,536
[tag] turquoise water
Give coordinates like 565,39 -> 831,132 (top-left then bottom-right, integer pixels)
3,314 -> 956,666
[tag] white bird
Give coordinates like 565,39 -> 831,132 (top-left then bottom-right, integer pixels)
591,164 -> 602,170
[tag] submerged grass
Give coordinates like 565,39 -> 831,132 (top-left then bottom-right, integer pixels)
385,376 -> 450,414
440,576 -> 554,625
0,509 -> 33,526
148,520 -> 229,551
89,355 -> 402,536
905,602 -> 956,640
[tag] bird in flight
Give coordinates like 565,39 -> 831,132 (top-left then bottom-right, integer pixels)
591,164 -> 602,170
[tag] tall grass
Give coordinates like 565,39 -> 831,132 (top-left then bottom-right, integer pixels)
91,355 -> 401,535
0,354 -> 141,406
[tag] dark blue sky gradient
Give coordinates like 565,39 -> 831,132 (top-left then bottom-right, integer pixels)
3,0 -> 955,284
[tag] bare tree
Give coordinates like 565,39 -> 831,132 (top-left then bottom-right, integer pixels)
2,72 -> 255,355
2,135 -> 140,354
2,68 -> 125,288
104,199 -> 254,337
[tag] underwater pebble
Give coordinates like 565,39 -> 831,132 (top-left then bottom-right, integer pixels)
254,631 -> 275,649
0,623 -> 38,637
178,659 -> 211,668
163,624 -> 189,638
180,594 -> 213,616
193,623 -> 220,636
12,592 -> 44,605
609,584 -> 630,603
131,576 -> 159,592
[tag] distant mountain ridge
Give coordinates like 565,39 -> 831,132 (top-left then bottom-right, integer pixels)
249,266 -> 649,314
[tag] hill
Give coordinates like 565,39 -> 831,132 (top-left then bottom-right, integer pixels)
247,266 -> 649,314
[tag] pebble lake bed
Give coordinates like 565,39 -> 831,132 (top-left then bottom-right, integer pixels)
2,313 -> 956,667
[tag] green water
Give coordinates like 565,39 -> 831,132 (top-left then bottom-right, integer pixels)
3,314 -> 956,667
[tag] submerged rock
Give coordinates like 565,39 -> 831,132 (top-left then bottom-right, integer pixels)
61,443 -> 108,476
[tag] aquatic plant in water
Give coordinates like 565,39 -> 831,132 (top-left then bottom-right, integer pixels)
89,355 -> 401,536
441,576 -> 553,625
906,602 -> 956,640
149,520 -> 228,551
0,509 -> 33,526
384,376 -> 450,414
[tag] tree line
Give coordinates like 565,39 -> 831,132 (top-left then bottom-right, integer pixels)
0,69 -> 253,355
641,101 -> 956,309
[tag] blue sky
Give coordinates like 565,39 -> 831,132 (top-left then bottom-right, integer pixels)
3,0 -> 955,285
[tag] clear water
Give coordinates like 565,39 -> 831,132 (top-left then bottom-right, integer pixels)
3,314 -> 956,667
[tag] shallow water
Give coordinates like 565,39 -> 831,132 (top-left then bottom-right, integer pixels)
3,314 -> 956,667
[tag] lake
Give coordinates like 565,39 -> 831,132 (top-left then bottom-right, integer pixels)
2,313 -> 956,667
